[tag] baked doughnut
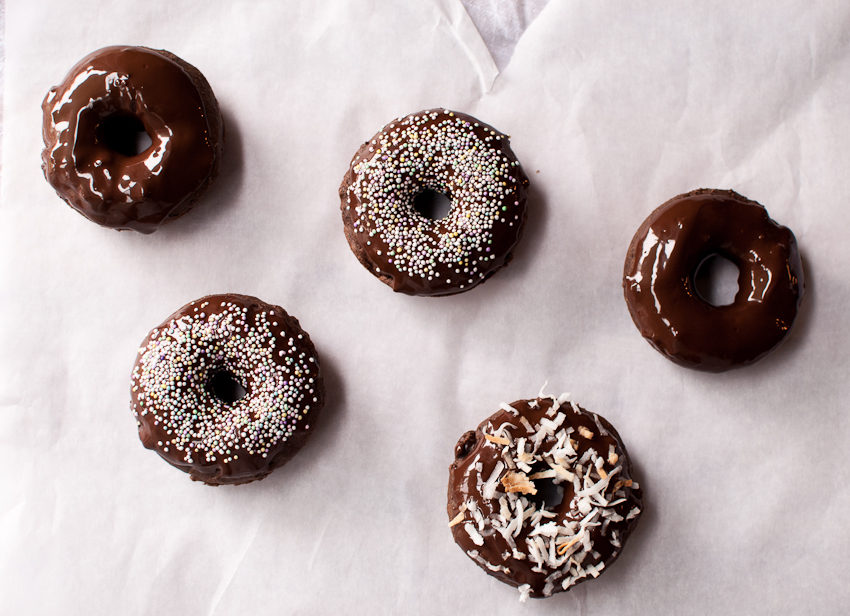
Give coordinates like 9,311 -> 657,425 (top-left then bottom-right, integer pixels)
339,109 -> 529,296
448,394 -> 643,601
42,46 -> 224,233
130,294 -> 323,486
623,189 -> 804,372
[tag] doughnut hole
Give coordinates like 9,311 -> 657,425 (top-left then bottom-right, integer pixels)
96,112 -> 153,158
693,254 -> 740,306
207,371 -> 247,403
413,188 -> 452,221
527,461 -> 565,510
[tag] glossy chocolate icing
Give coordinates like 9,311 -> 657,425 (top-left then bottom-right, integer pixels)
340,109 -> 529,296
448,396 -> 643,599
42,46 -> 224,233
130,294 -> 324,486
623,189 -> 804,372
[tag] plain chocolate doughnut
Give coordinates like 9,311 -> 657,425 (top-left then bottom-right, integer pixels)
623,189 -> 804,371
42,46 -> 224,233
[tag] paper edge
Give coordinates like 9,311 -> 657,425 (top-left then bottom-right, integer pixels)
431,0 -> 499,94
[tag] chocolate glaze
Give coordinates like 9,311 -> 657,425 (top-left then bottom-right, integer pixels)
340,109 -> 529,296
42,46 -> 224,233
448,396 -> 643,599
130,294 -> 324,486
623,189 -> 804,372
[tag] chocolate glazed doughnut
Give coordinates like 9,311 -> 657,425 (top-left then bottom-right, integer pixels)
623,189 -> 804,372
130,294 -> 324,486
42,46 -> 224,233
340,109 -> 529,296
448,395 -> 643,601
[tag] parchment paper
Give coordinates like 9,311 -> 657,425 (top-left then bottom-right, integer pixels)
2,1 -> 850,614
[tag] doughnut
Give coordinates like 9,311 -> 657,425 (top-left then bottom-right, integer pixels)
130,294 -> 324,486
448,394 -> 643,601
339,109 -> 529,296
623,188 -> 804,372
42,46 -> 224,233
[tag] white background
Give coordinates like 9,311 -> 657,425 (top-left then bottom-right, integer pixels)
2,1 -> 849,614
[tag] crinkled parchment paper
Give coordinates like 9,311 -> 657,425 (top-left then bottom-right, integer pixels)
2,1 -> 850,614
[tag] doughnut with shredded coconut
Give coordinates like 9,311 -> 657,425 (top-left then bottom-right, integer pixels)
447,394 -> 642,599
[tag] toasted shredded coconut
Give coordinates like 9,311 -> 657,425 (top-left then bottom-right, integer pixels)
501,470 -> 537,495
529,469 -> 557,480
557,531 -> 584,555
448,511 -> 466,527
485,433 -> 510,446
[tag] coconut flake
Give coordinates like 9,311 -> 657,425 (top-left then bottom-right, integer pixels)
576,470 -> 616,498
592,413 -> 610,437
499,496 -> 512,521
500,402 -> 519,416
548,461 -> 575,482
501,470 -> 537,495
464,523 -> 484,546
485,433 -> 510,446
529,521 -> 560,538
556,530 -> 584,556
448,511 -> 465,527
513,498 -> 526,537
482,461 -> 505,500
610,530 -> 621,547
529,469 -> 557,480
518,584 -> 532,603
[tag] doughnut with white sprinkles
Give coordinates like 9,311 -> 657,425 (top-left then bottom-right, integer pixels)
130,294 -> 324,485
448,394 -> 643,600
340,109 -> 529,296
